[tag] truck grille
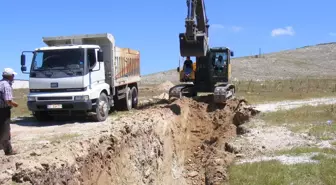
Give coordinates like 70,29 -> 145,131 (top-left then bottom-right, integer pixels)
37,96 -> 73,101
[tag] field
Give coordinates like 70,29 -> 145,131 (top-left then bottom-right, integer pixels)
1,43 -> 336,185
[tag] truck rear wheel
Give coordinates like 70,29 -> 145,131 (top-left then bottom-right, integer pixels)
93,92 -> 109,122
121,87 -> 132,111
131,86 -> 138,109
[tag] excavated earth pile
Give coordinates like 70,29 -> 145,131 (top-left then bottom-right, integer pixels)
6,96 -> 258,185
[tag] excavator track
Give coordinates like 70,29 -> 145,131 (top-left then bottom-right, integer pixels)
169,83 -> 235,105
168,83 -> 196,99
213,84 -> 235,104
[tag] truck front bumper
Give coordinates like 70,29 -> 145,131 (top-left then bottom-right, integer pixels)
27,100 -> 95,112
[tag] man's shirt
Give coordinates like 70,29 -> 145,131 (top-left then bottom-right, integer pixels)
184,59 -> 193,68
0,79 -> 13,108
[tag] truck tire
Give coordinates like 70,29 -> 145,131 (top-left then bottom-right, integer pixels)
123,87 -> 132,111
34,111 -> 53,122
93,92 -> 109,122
131,86 -> 138,109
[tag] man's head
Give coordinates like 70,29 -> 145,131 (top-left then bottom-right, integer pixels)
2,68 -> 17,81
218,55 -> 223,61
186,56 -> 190,60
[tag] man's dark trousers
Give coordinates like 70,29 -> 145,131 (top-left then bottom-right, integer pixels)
0,107 -> 13,155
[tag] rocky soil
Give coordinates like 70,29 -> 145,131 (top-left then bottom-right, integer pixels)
0,94 -> 258,185
226,97 -> 336,168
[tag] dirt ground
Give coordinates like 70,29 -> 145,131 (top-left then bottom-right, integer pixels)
3,79 -> 336,185
0,83 -> 259,185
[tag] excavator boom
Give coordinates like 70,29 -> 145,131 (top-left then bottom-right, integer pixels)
179,0 -> 209,57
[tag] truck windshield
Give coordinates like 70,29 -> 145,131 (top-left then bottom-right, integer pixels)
31,48 -> 85,71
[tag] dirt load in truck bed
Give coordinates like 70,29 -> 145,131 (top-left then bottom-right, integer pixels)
0,96 -> 258,185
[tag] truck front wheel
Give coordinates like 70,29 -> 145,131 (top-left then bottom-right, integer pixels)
93,92 -> 109,122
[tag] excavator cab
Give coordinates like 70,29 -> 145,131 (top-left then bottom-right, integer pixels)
209,47 -> 234,82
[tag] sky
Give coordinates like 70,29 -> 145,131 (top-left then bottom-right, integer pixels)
0,0 -> 335,80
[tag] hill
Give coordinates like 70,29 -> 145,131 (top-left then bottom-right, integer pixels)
140,42 -> 336,85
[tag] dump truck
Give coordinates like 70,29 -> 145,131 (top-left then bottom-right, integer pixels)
20,33 -> 140,122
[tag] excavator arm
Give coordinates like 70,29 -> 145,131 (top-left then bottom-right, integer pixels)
179,0 -> 209,57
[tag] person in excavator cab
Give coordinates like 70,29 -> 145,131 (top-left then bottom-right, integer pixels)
183,56 -> 193,80
215,55 -> 227,72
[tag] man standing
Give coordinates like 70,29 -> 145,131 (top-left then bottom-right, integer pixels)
0,68 -> 18,156
184,56 -> 193,74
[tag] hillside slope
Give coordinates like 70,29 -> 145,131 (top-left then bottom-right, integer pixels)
140,43 -> 336,84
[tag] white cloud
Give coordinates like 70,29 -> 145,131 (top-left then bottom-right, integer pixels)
329,32 -> 336,36
210,24 -> 225,29
231,26 -> 243,32
271,26 -> 295,37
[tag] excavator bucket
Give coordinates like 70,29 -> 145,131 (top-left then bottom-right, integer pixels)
179,33 -> 208,57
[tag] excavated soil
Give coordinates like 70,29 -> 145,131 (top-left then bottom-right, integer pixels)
6,96 -> 258,185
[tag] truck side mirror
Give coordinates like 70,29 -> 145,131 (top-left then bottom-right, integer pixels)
21,66 -> 27,72
230,51 -> 234,57
97,50 -> 104,62
177,67 -> 180,72
21,54 -> 26,66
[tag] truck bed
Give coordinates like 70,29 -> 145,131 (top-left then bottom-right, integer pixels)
113,47 -> 140,87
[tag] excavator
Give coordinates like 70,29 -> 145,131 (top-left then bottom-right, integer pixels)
169,0 -> 236,104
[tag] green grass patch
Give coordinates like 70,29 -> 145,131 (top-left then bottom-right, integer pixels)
235,78 -> 336,104
229,147 -> 336,185
276,147 -> 336,156
259,104 -> 336,140
228,157 -> 336,185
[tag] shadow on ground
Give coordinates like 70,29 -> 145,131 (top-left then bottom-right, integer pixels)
11,116 -> 99,127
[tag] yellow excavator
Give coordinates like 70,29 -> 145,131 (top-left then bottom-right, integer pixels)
169,0 -> 235,103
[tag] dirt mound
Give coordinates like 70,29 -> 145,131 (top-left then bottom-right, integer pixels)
156,80 -> 174,91
7,96 -> 258,185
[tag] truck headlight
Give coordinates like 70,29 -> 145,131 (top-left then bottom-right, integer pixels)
27,96 -> 36,101
74,95 -> 89,101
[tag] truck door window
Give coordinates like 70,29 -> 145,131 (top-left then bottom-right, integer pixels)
32,52 -> 44,70
87,49 -> 96,69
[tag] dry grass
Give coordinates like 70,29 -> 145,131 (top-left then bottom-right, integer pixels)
12,88 -> 30,118
259,104 -> 336,140
235,78 -> 336,104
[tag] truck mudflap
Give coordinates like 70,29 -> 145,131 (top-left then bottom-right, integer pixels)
213,84 -> 235,104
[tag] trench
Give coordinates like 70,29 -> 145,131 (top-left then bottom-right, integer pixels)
11,96 -> 259,185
